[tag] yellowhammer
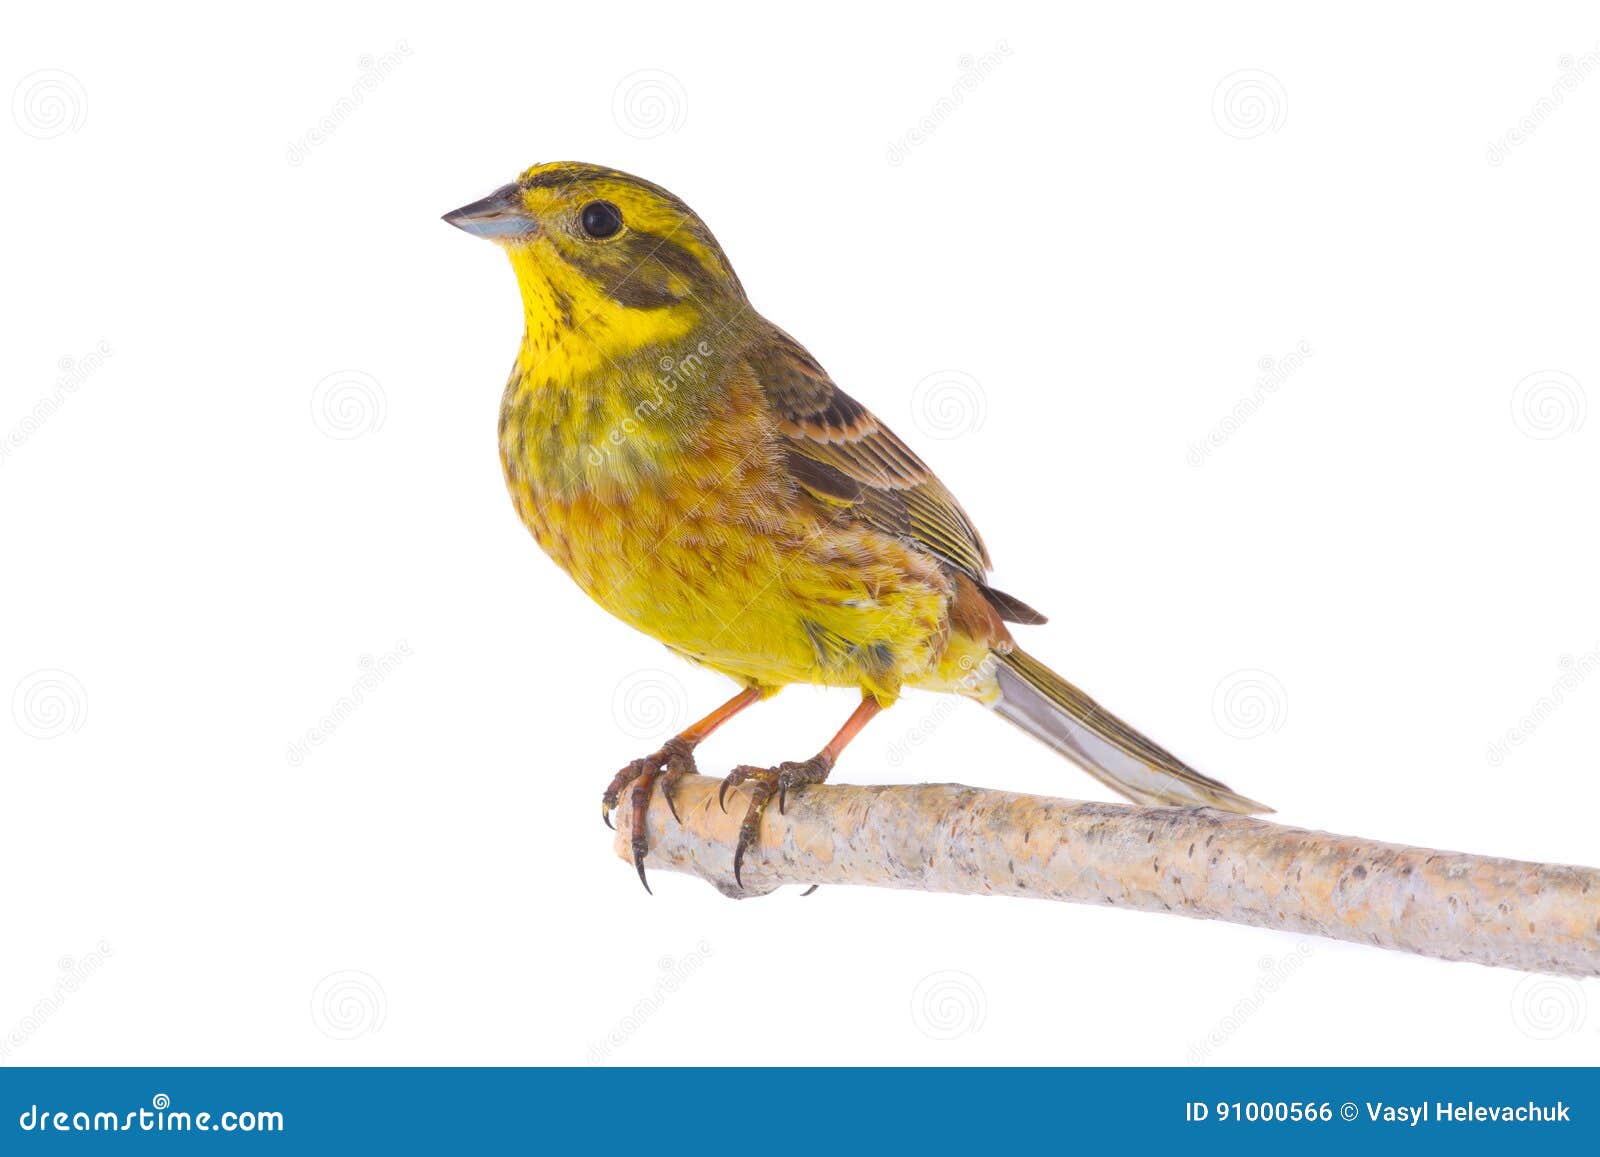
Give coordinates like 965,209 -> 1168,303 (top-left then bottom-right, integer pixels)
445,162 -> 1268,890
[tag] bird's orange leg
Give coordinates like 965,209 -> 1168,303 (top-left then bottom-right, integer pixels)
718,694 -> 885,889
603,685 -> 764,892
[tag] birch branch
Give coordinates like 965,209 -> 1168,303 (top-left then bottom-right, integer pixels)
612,774 -> 1600,978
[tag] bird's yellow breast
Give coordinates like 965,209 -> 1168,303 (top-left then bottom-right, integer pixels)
497,350 -> 951,702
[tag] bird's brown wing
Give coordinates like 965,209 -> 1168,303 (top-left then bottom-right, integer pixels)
747,326 -> 1045,625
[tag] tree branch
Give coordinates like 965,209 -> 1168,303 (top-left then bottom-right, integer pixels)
613,775 -> 1600,978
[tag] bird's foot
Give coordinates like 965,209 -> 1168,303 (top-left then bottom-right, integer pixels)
601,736 -> 698,893
716,754 -> 833,889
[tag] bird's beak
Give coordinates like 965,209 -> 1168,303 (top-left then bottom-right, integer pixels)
441,183 -> 538,241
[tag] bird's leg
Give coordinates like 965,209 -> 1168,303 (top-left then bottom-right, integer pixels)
719,695 -> 883,889
603,685 -> 763,892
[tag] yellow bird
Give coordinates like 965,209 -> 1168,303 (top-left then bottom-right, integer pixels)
444,162 -> 1268,890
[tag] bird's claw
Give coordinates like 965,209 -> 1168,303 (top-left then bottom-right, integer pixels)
600,738 -> 699,892
717,756 -> 832,890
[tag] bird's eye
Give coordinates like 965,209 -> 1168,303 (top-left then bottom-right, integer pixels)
579,201 -> 623,239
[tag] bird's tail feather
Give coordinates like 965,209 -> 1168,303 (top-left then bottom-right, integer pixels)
991,648 -> 1271,814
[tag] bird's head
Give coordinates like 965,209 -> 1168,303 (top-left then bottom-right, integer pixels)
444,162 -> 746,356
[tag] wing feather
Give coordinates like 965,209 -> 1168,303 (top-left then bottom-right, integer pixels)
747,326 -> 1046,625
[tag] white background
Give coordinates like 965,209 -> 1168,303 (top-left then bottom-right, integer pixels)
4,2 -> 1599,1067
